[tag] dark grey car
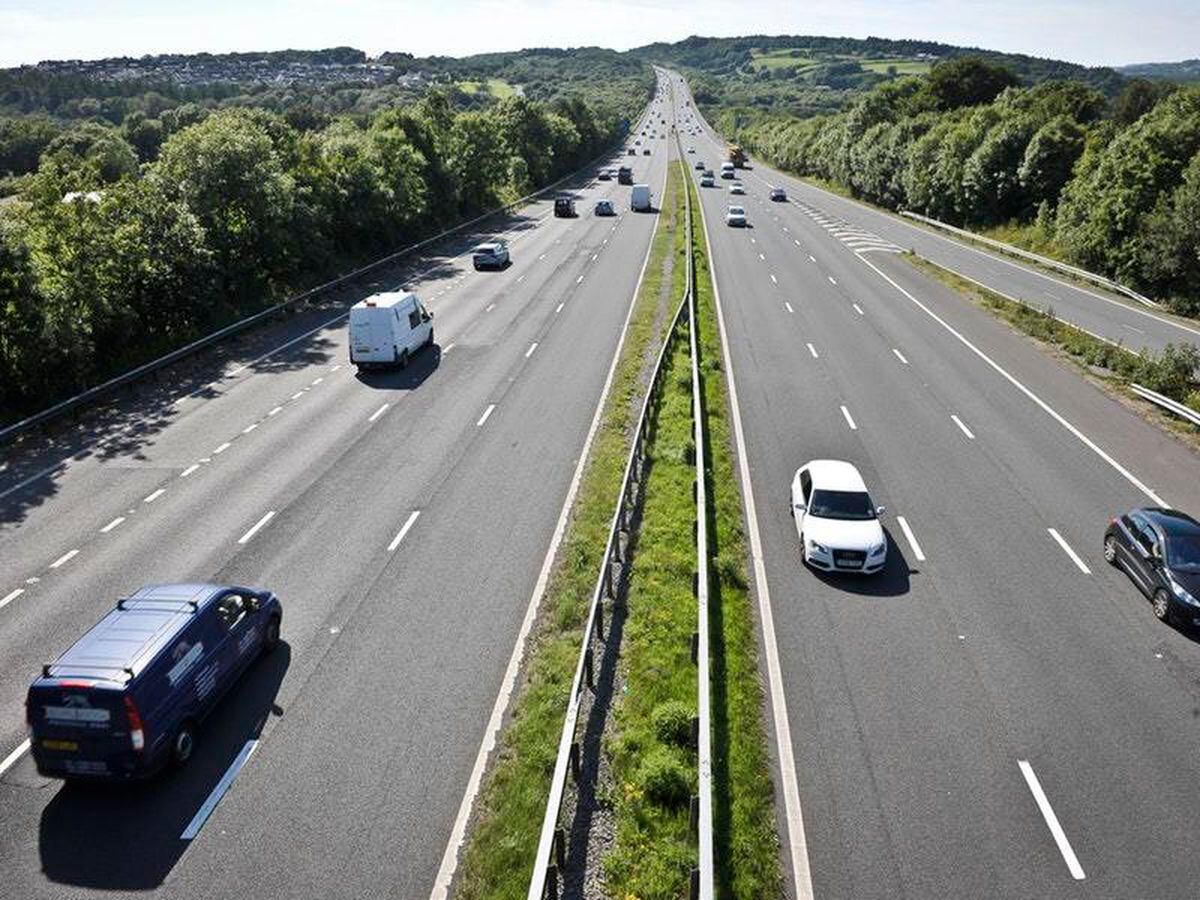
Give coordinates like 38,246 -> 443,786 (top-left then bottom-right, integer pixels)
1104,507 -> 1200,627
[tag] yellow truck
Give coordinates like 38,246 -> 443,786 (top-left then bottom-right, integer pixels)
727,145 -> 747,168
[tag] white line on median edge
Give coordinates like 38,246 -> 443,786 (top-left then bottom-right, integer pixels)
770,274 -> 778,285
693,164 -> 816,900
100,516 -> 125,533
180,464 -> 200,478
476,404 -> 495,427
840,405 -> 857,430
388,511 -> 421,552
242,423 -> 259,434
0,739 -> 30,777
852,303 -> 864,316
1018,760 -> 1086,880
368,403 -> 389,423
525,342 -> 538,358
49,549 -> 79,569
785,302 -> 794,314
897,516 -> 926,561
1,588 -> 25,609
181,739 -> 258,839
143,488 -> 166,503
237,511 -> 275,544
428,146 -> 668,900
1048,528 -> 1091,574
807,342 -> 819,358
856,255 -> 1167,507
828,276 -> 837,285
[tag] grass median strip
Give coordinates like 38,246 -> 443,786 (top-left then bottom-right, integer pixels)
455,163 -> 684,900
909,255 -> 1200,438
688,174 -> 783,898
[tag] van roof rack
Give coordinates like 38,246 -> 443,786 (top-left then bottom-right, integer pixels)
116,596 -> 200,612
42,663 -> 135,681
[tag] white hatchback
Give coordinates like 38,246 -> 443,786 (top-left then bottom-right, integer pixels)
725,205 -> 747,227
790,460 -> 887,574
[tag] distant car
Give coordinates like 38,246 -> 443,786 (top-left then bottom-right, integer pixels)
1105,507 -> 1200,627
694,160 -> 706,170
703,169 -> 715,179
790,460 -> 887,574
554,194 -> 576,217
627,148 -> 636,156
687,147 -> 695,153
472,239 -> 510,270
725,205 -> 747,227
28,583 -> 282,781
635,139 -> 641,145
769,187 -> 787,201
643,148 -> 651,155
594,199 -> 616,216
729,182 -> 745,195
700,174 -> 715,188
597,169 -> 612,181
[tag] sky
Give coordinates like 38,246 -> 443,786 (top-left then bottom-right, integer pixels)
0,0 -> 1196,69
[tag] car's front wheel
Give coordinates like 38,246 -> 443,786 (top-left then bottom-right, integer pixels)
1153,589 -> 1172,622
171,721 -> 196,768
1103,535 -> 1119,565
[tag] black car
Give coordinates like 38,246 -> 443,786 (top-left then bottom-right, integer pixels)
553,194 -> 576,217
1105,508 -> 1200,627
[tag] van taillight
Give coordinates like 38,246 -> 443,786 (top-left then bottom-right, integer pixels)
123,697 -> 145,752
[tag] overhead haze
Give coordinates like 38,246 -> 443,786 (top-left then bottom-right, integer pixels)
1,0 -> 1197,69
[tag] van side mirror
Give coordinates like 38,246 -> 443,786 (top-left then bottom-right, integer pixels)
243,595 -> 261,613
875,505 -> 887,516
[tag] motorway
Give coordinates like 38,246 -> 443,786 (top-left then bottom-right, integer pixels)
686,95 -> 1200,358
0,76 -> 674,898
672,69 -> 1200,899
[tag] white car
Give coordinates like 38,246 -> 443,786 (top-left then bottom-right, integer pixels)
790,460 -> 887,574
725,205 -> 747,227
729,182 -> 745,195
687,146 -> 696,153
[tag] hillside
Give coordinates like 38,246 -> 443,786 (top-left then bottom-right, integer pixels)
631,34 -> 1127,118
1118,59 -> 1200,82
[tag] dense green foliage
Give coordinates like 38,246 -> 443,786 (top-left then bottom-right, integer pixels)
0,82 -> 641,422
732,63 -> 1200,315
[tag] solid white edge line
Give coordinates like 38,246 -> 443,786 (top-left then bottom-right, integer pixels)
840,405 -> 857,430
143,488 -> 166,503
388,510 -> 421,552
0,739 -> 30,776
49,549 -> 79,569
1,587 -> 25,609
368,403 -> 389,423
896,515 -> 926,562
856,254 -> 1168,506
1018,759 -> 1086,880
950,414 -> 975,440
476,404 -> 495,427
181,739 -> 259,840
694,154 -> 816,900
1047,528 -> 1091,574
100,516 -> 126,533
237,510 -> 275,545
428,138 -> 670,900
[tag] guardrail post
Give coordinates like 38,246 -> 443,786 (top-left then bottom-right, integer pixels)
554,825 -> 566,870
569,741 -> 581,782
545,864 -> 559,900
584,644 -> 594,689
689,794 -> 699,833
595,601 -> 605,641
690,867 -> 700,900
691,631 -> 699,664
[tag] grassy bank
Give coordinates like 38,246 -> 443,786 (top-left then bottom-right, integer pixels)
454,162 -> 685,900
687,174 -> 783,897
909,255 -> 1200,427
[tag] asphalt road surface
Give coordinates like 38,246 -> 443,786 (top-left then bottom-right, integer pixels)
0,76 -> 676,900
671,69 -> 1200,900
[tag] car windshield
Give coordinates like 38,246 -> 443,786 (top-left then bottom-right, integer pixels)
1166,534 -> 1200,571
729,207 -> 744,215
808,489 -> 876,521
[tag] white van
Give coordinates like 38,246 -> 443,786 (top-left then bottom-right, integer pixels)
348,291 -> 434,369
630,184 -> 653,212
720,161 -> 736,179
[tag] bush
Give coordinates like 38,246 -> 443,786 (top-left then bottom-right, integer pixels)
651,700 -> 694,747
638,748 -> 692,807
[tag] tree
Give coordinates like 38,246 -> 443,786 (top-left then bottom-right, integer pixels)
926,57 -> 1020,111
0,116 -> 60,176
1018,115 -> 1086,209
154,110 -> 297,302
446,111 -> 506,211
1112,78 -> 1173,126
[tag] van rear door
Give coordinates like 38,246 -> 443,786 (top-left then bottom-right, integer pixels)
350,308 -> 392,363
28,679 -> 132,777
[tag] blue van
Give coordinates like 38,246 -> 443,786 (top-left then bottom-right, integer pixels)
27,583 -> 281,781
